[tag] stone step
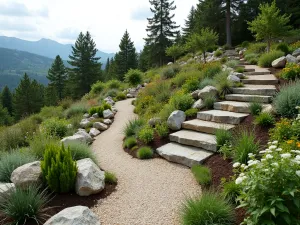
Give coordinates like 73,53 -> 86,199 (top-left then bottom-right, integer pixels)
241,75 -> 279,85
232,84 -> 277,96
244,71 -> 271,75
169,130 -> 217,152
225,94 -> 272,103
244,68 -> 255,72
197,110 -> 248,125
214,101 -> 272,114
182,119 -> 235,134
156,143 -> 213,168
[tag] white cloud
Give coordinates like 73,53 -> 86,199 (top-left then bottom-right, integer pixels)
0,0 -> 198,52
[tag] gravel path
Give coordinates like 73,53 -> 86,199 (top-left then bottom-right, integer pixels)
92,99 -> 201,225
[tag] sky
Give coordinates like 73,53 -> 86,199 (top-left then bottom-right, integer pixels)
0,0 -> 198,53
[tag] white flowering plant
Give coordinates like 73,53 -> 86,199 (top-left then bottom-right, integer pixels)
234,141 -> 300,225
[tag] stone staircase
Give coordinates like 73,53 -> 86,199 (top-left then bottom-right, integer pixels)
156,59 -> 279,167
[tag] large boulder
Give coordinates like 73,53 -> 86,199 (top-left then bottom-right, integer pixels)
272,56 -> 287,68
198,86 -> 218,100
62,130 -> 93,145
292,48 -> 300,57
192,99 -> 205,110
44,206 -> 100,225
167,62 -> 173,65
75,158 -> 105,196
103,109 -> 114,119
286,54 -> 298,63
0,183 -> 15,195
11,161 -> 42,188
93,122 -> 108,131
227,74 -> 240,83
89,128 -> 100,138
167,110 -> 186,131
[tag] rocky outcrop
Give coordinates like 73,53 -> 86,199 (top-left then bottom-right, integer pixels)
167,110 -> 186,131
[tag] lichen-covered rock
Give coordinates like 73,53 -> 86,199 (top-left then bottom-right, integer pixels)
198,86 -> 218,100
75,158 -> 105,196
103,109 -> 114,119
167,110 -> 186,131
89,128 -> 100,138
44,206 -> 100,225
93,122 -> 108,131
227,74 -> 240,83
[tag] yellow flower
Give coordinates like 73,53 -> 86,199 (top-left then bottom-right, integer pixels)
287,140 -> 294,144
297,142 -> 300,148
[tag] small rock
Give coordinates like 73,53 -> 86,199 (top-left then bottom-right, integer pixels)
92,113 -> 99,118
0,183 -> 15,195
67,124 -> 73,129
262,105 -> 275,114
286,54 -> 298,63
231,72 -> 244,78
198,86 -> 218,100
227,74 -> 240,83
136,84 -> 142,90
83,113 -> 90,119
167,62 -> 173,65
89,128 -> 100,138
127,93 -> 134,98
103,109 -> 114,119
11,161 -> 42,188
297,55 -> 300,62
192,99 -> 205,109
103,119 -> 112,125
191,90 -> 200,99
44,206 -> 100,225
76,158 -> 105,196
148,117 -> 161,127
104,97 -> 115,106
167,110 -> 186,131
93,122 -> 108,131
272,56 -> 287,68
62,130 -> 93,145
80,119 -> 91,128
292,48 -> 300,57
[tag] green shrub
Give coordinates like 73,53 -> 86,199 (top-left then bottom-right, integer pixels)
0,185 -> 50,224
106,89 -> 118,97
249,102 -> 263,116
235,67 -> 244,73
59,98 -> 73,109
215,128 -> 232,149
222,180 -> 241,203
65,102 -> 89,118
41,144 -> 77,193
270,118 -> 295,142
274,80 -> 300,118
68,114 -> 82,130
185,108 -> 198,117
203,94 -> 216,109
0,126 -> 26,151
244,53 -> 259,64
199,78 -> 216,89
91,81 -> 106,94
249,58 -> 258,65
155,122 -> 169,138
159,103 -> 176,121
105,171 -> 118,184
280,63 -> 300,80
191,165 -> 211,186
276,42 -> 290,55
161,65 -> 181,79
220,57 -> 228,64
41,118 -> 68,138
246,42 -> 267,54
125,69 -> 143,86
29,133 -> 60,159
39,106 -> 64,119
181,191 -> 235,225
102,101 -> 112,110
170,93 -> 194,111
123,118 -> 145,137
258,50 -> 285,67
89,106 -> 104,117
225,60 -> 239,68
219,143 -> 233,159
137,146 -> 153,159
106,79 -> 121,89
124,136 -> 137,149
138,126 -> 154,144
232,129 -> 259,163
202,63 -> 222,78
0,150 -> 37,182
182,77 -> 200,93
214,71 -> 233,98
66,141 -> 98,164
254,112 -> 275,127
214,49 -> 223,57
116,92 -> 127,101
0,106 -> 13,126
241,41 -> 250,48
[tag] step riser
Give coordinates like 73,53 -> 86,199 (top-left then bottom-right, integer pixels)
197,113 -> 246,125
244,72 -> 271,75
225,95 -> 272,103
232,89 -> 276,96
214,103 -> 250,113
182,123 -> 219,134
242,79 -> 279,85
244,69 -> 255,72
169,135 -> 217,152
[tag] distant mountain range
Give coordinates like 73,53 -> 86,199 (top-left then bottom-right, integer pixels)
0,36 -> 115,91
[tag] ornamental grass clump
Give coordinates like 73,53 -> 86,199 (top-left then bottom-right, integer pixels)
191,165 -> 212,186
234,141 -> 300,225
137,146 -> 153,159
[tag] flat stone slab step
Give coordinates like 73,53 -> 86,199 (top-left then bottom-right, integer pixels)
241,75 -> 279,85
182,119 -> 235,134
244,68 -> 255,72
225,94 -> 272,103
244,71 -> 271,75
170,130 -> 217,152
197,110 -> 248,125
232,84 -> 277,96
214,101 -> 272,114
156,143 -> 213,168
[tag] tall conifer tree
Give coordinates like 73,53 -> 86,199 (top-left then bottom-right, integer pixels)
182,6 -> 196,39
1,85 -> 13,115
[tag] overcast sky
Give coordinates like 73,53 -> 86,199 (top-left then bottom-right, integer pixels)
0,0 -> 198,53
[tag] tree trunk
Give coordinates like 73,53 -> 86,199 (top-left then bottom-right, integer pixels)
203,52 -> 206,63
226,0 -> 232,48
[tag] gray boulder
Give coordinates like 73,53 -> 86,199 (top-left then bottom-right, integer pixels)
80,119 -> 91,128
227,74 -> 240,83
272,56 -> 287,68
292,48 -> 300,57
104,96 -> 115,106
192,99 -> 205,110
0,183 -> 15,195
76,158 -> 105,196
44,206 -> 100,225
103,109 -> 114,119
103,119 -> 112,125
167,110 -> 186,131
92,113 -> 99,118
167,62 -> 173,65
83,113 -> 90,119
297,55 -> 300,62
198,86 -> 218,100
62,130 -> 93,145
286,54 -> 298,63
93,122 -> 108,131
127,93 -> 134,98
89,128 -> 100,138
231,72 -> 244,78
191,90 -> 200,99
11,161 -> 42,188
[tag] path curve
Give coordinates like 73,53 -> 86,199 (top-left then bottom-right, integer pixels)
92,99 -> 201,225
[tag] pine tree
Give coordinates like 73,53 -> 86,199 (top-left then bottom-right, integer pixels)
114,30 -> 138,80
44,85 -> 59,106
145,0 -> 179,66
182,6 -> 196,39
108,57 -> 116,79
1,86 -> 13,115
47,55 -> 67,100
68,31 -> 102,98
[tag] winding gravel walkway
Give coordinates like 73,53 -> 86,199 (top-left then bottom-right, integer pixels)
92,99 -> 201,225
